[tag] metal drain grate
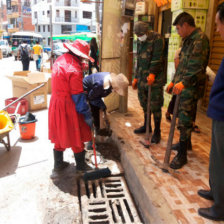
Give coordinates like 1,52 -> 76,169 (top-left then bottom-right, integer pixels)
79,176 -> 142,224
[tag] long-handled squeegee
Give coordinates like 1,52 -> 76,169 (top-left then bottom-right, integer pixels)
83,129 -> 111,181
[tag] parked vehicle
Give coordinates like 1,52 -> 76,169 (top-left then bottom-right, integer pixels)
53,42 -> 68,58
0,40 -> 12,57
11,32 -> 43,60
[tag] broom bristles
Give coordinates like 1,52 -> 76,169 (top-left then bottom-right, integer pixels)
83,168 -> 111,181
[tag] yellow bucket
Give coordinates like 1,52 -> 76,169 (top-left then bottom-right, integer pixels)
0,110 -> 14,135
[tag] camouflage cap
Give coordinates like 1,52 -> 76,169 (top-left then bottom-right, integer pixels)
134,21 -> 148,35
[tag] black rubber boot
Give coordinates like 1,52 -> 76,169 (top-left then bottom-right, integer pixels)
170,140 -> 188,169
151,118 -> 161,144
50,149 -> 70,179
74,151 -> 92,172
53,149 -> 70,171
134,114 -> 152,134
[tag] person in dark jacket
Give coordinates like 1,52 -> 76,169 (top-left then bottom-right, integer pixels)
197,3 -> 224,221
83,72 -> 129,149
89,37 -> 99,74
17,40 -> 31,71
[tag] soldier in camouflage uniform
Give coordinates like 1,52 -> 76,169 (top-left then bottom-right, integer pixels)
132,21 -> 165,144
166,12 -> 210,169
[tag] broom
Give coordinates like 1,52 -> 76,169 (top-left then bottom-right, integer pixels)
83,128 -> 111,181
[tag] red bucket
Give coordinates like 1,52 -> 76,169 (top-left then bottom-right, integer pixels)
19,122 -> 36,140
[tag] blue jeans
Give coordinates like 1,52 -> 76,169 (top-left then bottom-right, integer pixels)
36,56 -> 41,71
209,119 -> 224,215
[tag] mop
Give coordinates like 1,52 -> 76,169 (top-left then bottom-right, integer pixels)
83,129 -> 111,181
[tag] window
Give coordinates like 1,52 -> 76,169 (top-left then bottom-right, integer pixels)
47,10 -> 50,17
43,25 -> 45,32
65,10 -> 71,22
56,10 -> 60,17
34,11 -> 37,18
34,0 -> 37,4
38,25 -> 41,32
65,0 -> 71,6
61,25 -> 72,34
75,11 -> 77,18
83,11 -> 92,19
42,11 -> 45,15
48,25 -> 50,32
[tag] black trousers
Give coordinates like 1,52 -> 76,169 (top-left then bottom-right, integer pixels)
209,119 -> 224,215
22,59 -> 30,71
90,104 -> 100,130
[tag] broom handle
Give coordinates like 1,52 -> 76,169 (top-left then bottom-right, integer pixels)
2,83 -> 46,111
145,85 -> 151,140
163,94 -> 181,167
92,129 -> 98,169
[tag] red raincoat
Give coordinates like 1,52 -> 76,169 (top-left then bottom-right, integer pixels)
48,53 -> 91,152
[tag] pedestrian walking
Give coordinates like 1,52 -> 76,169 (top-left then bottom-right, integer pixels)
132,21 -> 165,144
167,12 -> 210,169
32,41 -> 43,71
17,40 -> 31,71
198,3 -> 224,221
48,39 -> 94,178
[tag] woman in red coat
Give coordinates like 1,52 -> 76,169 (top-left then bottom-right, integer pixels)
48,39 -> 94,177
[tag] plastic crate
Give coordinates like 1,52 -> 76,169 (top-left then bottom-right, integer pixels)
5,97 -> 29,115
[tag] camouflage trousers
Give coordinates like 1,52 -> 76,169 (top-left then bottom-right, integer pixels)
178,89 -> 198,141
137,85 -> 164,121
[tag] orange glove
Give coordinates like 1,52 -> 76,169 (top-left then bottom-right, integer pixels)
166,82 -> 174,93
132,78 -> 138,90
173,82 -> 184,95
147,73 -> 155,85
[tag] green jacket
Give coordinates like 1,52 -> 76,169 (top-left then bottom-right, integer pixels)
135,31 -> 165,88
172,28 -> 210,98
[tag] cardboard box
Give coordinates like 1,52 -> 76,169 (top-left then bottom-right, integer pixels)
42,68 -> 52,94
7,72 -> 48,111
13,71 -> 31,76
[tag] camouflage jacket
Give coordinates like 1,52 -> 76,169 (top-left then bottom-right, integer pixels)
135,31 -> 165,87
172,28 -> 210,98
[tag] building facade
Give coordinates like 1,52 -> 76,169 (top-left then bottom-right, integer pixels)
31,0 -> 96,46
7,0 -> 34,34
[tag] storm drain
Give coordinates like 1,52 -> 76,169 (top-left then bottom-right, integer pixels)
78,176 -> 142,224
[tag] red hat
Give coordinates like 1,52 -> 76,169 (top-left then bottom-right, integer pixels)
63,39 -> 94,62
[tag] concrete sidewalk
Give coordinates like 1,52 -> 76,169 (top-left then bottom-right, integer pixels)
108,86 -> 223,224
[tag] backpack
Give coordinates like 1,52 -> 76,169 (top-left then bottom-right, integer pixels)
20,45 -> 29,60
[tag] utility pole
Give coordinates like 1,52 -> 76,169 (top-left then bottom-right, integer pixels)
50,4 -> 53,69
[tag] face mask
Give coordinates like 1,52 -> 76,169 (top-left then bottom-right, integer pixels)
81,60 -> 89,71
138,34 -> 147,42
